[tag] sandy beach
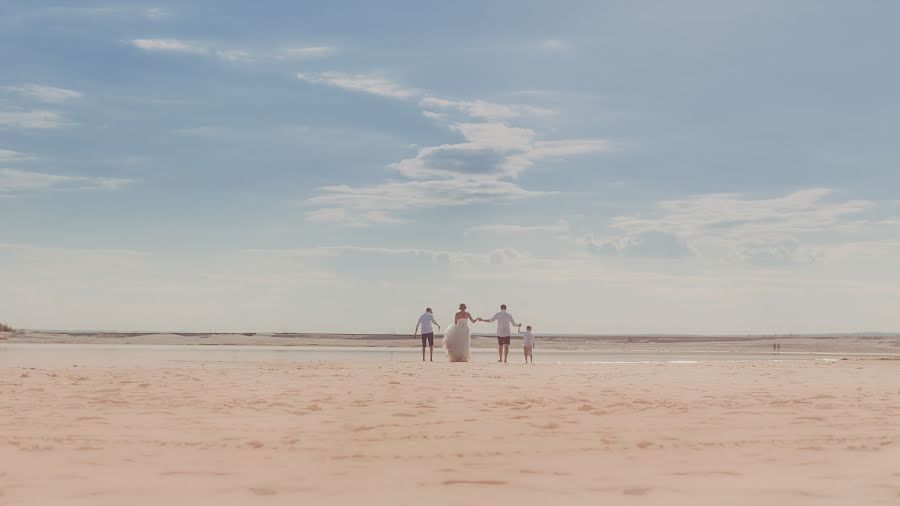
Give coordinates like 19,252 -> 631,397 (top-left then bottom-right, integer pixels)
5,1 -> 900,504
1,356 -> 897,505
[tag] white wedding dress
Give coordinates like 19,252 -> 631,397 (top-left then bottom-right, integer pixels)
442,318 -> 471,362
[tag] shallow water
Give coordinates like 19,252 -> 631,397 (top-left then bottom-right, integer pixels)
0,343 -> 882,368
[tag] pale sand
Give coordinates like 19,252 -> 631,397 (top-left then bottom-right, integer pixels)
1,360 -> 898,505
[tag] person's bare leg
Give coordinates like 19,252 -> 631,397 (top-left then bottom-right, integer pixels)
502,344 -> 509,363
498,343 -> 503,362
429,345 -> 433,362
422,343 -> 426,362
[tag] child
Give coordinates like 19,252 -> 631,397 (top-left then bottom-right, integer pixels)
518,324 -> 535,363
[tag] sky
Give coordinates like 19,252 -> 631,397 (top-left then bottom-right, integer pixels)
1,1 -> 899,334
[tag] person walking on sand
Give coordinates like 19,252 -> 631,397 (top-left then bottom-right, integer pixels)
414,308 -> 441,362
518,324 -> 535,363
483,304 -> 518,363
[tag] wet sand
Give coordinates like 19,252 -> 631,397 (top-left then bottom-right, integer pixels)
5,330 -> 900,354
1,359 -> 898,505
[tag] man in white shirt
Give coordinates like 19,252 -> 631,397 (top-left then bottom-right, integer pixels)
484,304 -> 518,363
414,308 -> 441,362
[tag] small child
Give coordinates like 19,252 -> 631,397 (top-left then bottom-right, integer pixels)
518,324 -> 535,363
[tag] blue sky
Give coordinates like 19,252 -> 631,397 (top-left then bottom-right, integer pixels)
2,1 -> 899,333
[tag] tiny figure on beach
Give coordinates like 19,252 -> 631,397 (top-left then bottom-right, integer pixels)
414,308 -> 440,362
443,303 -> 476,362
479,304 -> 518,363
519,324 -> 535,363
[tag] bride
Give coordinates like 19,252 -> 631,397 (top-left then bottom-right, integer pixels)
442,303 -> 476,362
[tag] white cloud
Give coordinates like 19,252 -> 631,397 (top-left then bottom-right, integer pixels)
530,139 -> 612,158
131,38 -> 206,54
611,188 -> 873,238
0,168 -> 71,193
299,71 -> 611,225
278,46 -> 336,59
131,41 -> 336,64
591,188 -> 896,265
306,174 -> 549,226
0,168 -> 134,195
0,110 -> 70,129
419,96 -> 555,120
296,72 -> 419,99
0,149 -> 30,162
454,122 -> 536,150
6,84 -> 82,103
144,7 -> 169,19
390,122 -> 610,180
421,110 -> 447,121
732,238 -> 819,266
586,230 -> 694,259
215,49 -> 255,63
469,220 -> 570,235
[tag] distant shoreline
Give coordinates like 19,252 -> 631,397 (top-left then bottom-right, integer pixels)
4,331 -> 899,355
6,331 -> 900,340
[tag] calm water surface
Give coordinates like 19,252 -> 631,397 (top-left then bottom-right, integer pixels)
0,343 -> 876,368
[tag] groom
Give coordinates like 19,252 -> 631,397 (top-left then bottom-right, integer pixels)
414,308 -> 440,362
483,304 -> 518,363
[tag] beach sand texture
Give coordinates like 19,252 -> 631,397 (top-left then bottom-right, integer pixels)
1,360 -> 898,505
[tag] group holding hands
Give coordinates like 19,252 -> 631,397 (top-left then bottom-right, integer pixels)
415,304 -> 535,363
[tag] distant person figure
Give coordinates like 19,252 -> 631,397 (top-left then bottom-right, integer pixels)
519,324 -> 535,363
414,308 -> 440,362
443,304 -> 476,362
483,304 -> 518,363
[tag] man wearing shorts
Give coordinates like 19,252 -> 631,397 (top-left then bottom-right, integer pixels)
414,308 -> 440,362
487,304 -> 518,363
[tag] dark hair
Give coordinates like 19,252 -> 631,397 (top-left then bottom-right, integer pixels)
459,303 -> 466,310
526,325 -> 532,330
426,307 -> 432,313
500,304 -> 507,310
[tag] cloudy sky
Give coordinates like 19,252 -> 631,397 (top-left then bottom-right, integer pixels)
2,1 -> 899,334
